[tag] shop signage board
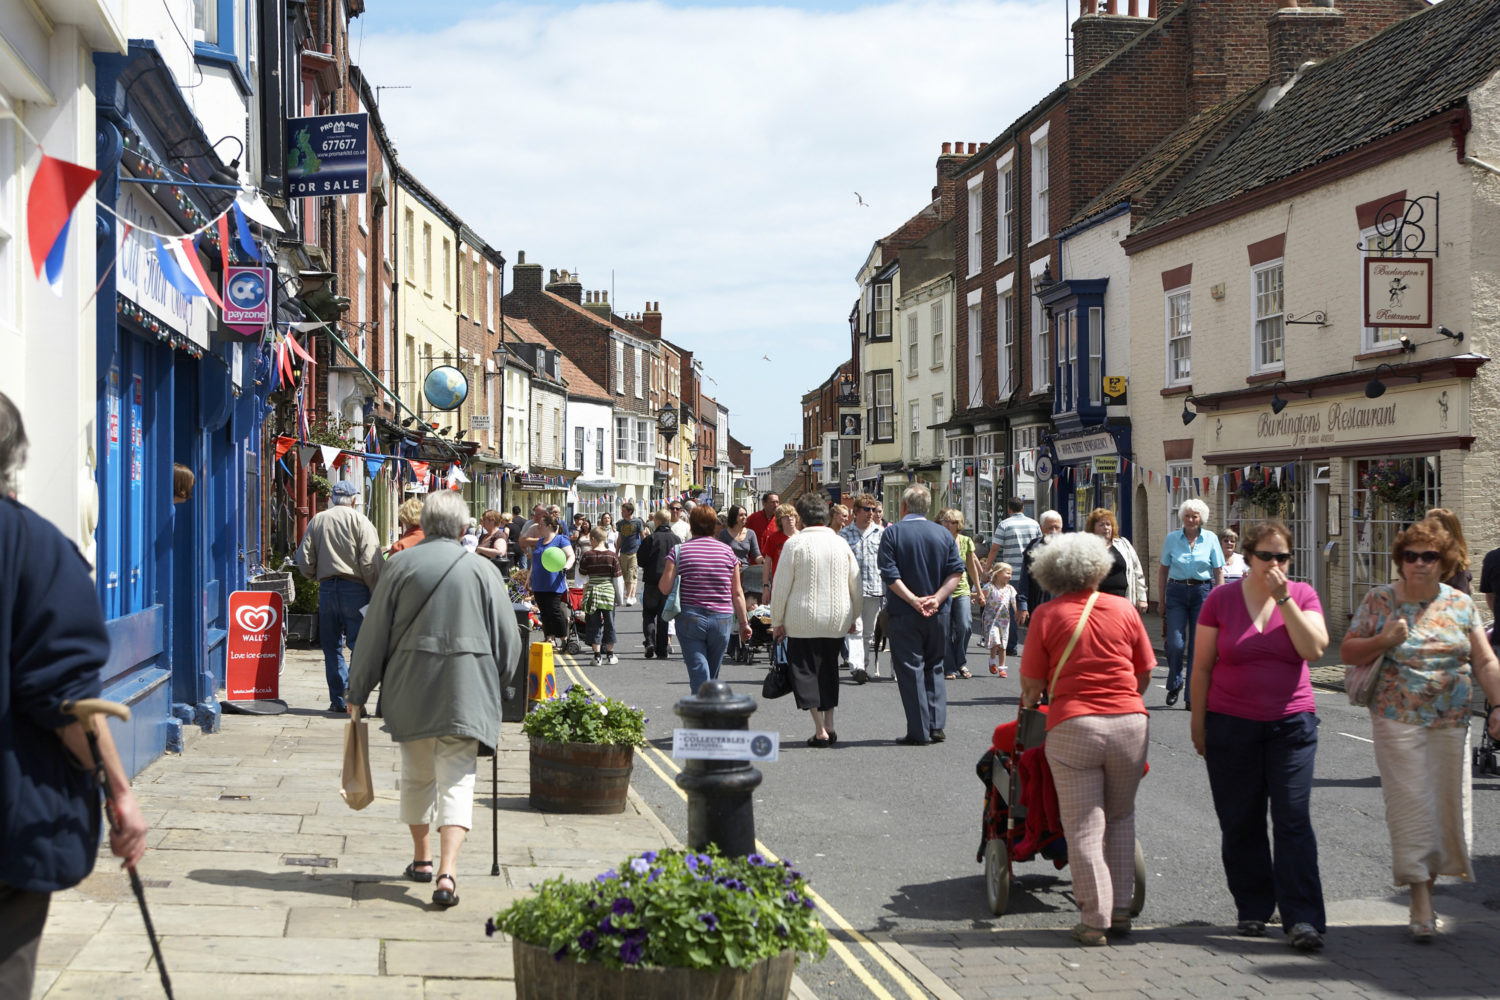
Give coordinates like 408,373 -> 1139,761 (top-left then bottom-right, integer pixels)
1102,375 -> 1128,406
1093,456 -> 1119,475
1206,381 -> 1462,455
840,413 -> 861,438
468,415 -> 492,431
226,591 -> 284,701
115,184 -> 210,349
673,729 -> 779,762
1364,258 -> 1432,329
1052,431 -> 1116,461
222,266 -> 272,336
286,113 -> 370,198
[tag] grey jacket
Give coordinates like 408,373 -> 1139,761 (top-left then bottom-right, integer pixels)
347,537 -> 521,746
295,504 -> 383,589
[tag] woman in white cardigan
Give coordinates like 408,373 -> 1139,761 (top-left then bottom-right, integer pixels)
769,492 -> 862,748
1086,508 -> 1148,613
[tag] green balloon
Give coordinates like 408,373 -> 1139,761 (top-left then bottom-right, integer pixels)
541,546 -> 567,573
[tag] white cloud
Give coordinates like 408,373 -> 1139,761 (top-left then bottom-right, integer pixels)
361,1 -> 1062,462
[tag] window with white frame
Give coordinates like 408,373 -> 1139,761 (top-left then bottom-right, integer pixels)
910,401 -> 921,461
616,415 -> 631,461
1030,124 -> 1050,244
636,419 -> 651,464
574,426 -> 585,471
906,312 -> 919,373
1361,225 -> 1406,351
967,300 -> 982,407
1166,287 -> 1191,386
1089,307 -> 1103,405
1167,462 -> 1193,532
404,210 -> 415,282
932,394 -> 944,454
967,176 -> 983,275
535,402 -> 544,456
1252,262 -> 1284,373
998,156 -> 1016,261
999,292 -> 1015,398
867,371 -> 894,442
634,346 -> 644,398
422,223 -> 432,291
614,341 -> 625,394
930,301 -> 944,368
873,282 -> 891,339
596,427 -> 605,473
442,238 -> 451,304
1032,294 -> 1050,390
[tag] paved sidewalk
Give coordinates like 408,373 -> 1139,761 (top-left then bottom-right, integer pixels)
30,647 -> 688,999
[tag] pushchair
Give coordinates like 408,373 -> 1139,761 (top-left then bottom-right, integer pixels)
563,586 -> 587,655
735,606 -> 775,664
1476,699 -> 1500,776
975,707 -> 1146,916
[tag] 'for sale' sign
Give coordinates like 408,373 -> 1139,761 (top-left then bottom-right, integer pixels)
226,591 -> 284,700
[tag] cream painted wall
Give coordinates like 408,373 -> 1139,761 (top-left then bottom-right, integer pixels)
395,186 -> 458,421
1062,209 -> 1133,398
895,274 -> 953,467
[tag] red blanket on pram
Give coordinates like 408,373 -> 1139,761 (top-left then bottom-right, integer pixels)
990,714 -> 1064,867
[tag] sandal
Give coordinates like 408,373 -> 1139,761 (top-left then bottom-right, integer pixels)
958,667 -> 973,679
1071,922 -> 1108,947
1109,909 -> 1133,936
432,873 -> 459,907
945,673 -> 957,680
404,860 -> 433,883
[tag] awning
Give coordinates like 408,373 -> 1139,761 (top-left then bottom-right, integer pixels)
576,478 -> 620,490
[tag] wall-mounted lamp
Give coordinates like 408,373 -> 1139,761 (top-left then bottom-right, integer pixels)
1270,381 -> 1290,414
1364,364 -> 1423,399
1437,325 -> 1465,342
1181,395 -> 1199,426
401,416 -> 417,428
1398,335 -> 1416,354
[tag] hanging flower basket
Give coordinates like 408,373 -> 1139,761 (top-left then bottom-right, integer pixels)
1237,475 -> 1290,516
1362,460 -> 1424,516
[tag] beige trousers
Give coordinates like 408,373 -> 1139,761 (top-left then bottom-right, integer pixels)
399,735 -> 478,830
1370,714 -> 1473,885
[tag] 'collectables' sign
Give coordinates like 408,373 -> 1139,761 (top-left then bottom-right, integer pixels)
1364,258 -> 1432,329
286,113 -> 369,198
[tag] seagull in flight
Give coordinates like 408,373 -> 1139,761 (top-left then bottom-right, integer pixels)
855,192 -> 869,207
762,354 -> 772,362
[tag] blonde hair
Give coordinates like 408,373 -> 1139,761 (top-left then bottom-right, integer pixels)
990,562 -> 1013,583
589,525 -> 608,545
936,507 -> 963,528
774,503 -> 798,532
397,497 -> 425,528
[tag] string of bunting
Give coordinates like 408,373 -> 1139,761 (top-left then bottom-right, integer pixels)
1001,454 -> 1300,502
273,435 -> 470,490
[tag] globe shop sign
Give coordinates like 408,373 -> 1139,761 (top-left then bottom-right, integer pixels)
1205,382 -> 1465,458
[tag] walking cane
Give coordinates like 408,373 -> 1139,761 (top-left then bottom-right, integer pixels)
491,746 -> 500,876
61,698 -> 175,1000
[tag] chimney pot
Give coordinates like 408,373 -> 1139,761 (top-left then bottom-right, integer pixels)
968,142 -> 978,154
942,141 -> 952,154
517,250 -> 526,264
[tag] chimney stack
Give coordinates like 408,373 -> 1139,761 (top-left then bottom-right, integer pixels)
545,267 -> 584,304
512,250 -> 542,296
934,141 -> 971,216
1267,2 -> 1346,85
1072,0 -> 1154,77
639,301 -> 662,338
582,289 -> 612,320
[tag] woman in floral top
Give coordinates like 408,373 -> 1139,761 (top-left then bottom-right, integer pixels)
1341,517 -> 1500,942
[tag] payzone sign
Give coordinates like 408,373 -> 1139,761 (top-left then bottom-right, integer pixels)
226,591 -> 284,700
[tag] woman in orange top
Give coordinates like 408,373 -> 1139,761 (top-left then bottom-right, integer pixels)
1020,533 -> 1156,947
386,498 -> 426,557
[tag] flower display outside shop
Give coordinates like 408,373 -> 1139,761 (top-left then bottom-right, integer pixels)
489,847 -> 829,971
521,683 -> 647,747
1361,459 -> 1426,516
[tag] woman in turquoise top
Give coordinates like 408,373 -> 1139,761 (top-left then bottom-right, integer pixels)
1157,497 -> 1225,709
1341,517 -> 1500,942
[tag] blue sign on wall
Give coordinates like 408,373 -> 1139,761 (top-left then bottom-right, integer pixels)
286,113 -> 369,198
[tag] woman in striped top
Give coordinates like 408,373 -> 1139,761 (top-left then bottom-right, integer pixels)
658,505 -> 753,694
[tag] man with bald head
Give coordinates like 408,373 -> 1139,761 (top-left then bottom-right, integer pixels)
1018,510 -> 1064,626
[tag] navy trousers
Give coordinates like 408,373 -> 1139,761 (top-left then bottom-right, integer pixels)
888,611 -> 949,741
1204,710 -> 1326,933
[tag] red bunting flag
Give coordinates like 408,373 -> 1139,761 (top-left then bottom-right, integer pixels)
275,436 -> 295,460
27,155 -> 101,280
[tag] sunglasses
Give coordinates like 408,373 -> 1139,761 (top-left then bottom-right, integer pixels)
1402,550 -> 1441,564
859,506 -> 879,513
1250,550 -> 1292,564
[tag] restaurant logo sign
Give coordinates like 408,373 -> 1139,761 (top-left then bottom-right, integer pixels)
1363,258 -> 1431,329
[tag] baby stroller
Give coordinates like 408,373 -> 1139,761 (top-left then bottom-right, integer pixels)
736,606 -> 776,664
975,707 -> 1146,916
563,586 -> 587,655
1476,699 -> 1500,776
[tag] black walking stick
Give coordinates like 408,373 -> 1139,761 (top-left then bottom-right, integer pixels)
491,746 -> 500,876
62,698 -> 174,1000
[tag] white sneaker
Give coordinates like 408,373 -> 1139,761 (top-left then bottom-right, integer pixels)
592,654 -> 602,667
626,597 -> 637,606
606,653 -> 619,664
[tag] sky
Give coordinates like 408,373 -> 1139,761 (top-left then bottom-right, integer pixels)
357,1 -> 1068,466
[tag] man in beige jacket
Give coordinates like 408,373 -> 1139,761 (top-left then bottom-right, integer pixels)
295,479 -> 383,713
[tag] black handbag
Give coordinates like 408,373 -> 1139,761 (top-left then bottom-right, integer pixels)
761,640 -> 794,700
1015,591 -> 1099,750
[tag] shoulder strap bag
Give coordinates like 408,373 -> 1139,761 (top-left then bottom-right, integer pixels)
1015,591 -> 1101,750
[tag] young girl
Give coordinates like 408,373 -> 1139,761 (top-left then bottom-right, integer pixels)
578,526 -> 622,666
980,563 -> 1018,677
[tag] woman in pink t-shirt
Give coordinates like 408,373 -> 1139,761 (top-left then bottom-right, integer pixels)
1190,520 -> 1330,952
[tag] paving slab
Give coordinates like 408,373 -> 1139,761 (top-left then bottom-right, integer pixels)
382,938 -> 513,978
39,971 -> 424,998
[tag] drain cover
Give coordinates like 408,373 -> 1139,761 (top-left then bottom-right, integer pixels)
141,879 -> 171,888
284,856 -> 337,868
218,794 -> 251,801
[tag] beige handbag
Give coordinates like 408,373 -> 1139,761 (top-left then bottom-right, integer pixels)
340,706 -> 375,810
1015,592 -> 1101,749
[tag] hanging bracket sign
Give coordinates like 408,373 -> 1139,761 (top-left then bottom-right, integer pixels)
286,113 -> 370,198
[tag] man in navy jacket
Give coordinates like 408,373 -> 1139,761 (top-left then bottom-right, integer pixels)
0,393 -> 146,995
877,484 -> 964,745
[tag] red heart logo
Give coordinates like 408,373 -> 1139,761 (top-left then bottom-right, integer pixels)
236,606 -> 278,633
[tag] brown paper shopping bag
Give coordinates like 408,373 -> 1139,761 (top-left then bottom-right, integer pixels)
341,707 -> 375,810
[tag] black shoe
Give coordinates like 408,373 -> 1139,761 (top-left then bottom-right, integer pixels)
1237,919 -> 1267,937
930,729 -> 947,742
404,860 -> 433,883
807,736 -> 830,748
852,668 -> 869,685
432,873 -> 459,907
644,648 -> 655,659
1165,688 -> 1180,707
896,735 -> 931,746
1287,923 -> 1323,952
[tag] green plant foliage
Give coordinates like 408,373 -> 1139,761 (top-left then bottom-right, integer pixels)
521,684 -> 646,747
1362,460 -> 1425,513
489,847 -> 830,970
287,567 -> 320,615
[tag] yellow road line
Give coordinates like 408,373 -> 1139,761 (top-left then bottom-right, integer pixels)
563,659 -> 922,1000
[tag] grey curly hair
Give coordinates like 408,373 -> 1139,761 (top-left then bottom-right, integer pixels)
1029,532 -> 1114,595
1178,497 -> 1211,523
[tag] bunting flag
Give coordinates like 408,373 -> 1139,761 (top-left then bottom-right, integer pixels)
179,237 -> 224,310
408,460 -> 430,480
366,455 -> 385,479
274,436 -> 296,461
231,202 -> 263,261
285,333 -> 315,367
153,236 -> 205,300
235,189 -> 285,233
297,445 -> 318,468
27,155 -> 101,287
449,464 -> 470,484
319,445 -> 341,470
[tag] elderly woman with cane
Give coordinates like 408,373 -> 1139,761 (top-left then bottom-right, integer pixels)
1341,516 -> 1500,941
1158,497 -> 1225,709
1020,533 -> 1156,946
347,490 -> 522,908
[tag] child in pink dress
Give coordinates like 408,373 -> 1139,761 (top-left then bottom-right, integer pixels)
981,564 -> 1019,677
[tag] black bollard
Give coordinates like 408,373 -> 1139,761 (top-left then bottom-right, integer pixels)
673,680 -> 762,857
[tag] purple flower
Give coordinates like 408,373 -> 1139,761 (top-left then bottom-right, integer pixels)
600,916 -> 616,934
619,938 -> 645,965
484,918 -> 497,938
640,850 -> 658,863
612,897 -> 636,916
626,927 -> 648,942
776,922 -> 789,938
647,867 -> 661,883
595,869 -> 618,883
629,857 -> 651,874
553,947 -> 568,962
802,897 -> 816,909
747,853 -> 767,867
699,912 -> 720,932
578,929 -> 598,950
785,891 -> 800,905
685,854 -> 702,873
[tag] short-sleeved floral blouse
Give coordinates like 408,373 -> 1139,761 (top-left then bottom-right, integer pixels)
1346,583 -> 1476,729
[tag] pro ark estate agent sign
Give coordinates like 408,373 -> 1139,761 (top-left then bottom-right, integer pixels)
286,113 -> 369,198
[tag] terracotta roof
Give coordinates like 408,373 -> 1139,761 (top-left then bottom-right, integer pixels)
1136,0 -> 1498,234
506,319 -> 610,400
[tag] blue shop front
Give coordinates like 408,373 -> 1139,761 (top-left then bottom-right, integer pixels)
93,43 -> 271,775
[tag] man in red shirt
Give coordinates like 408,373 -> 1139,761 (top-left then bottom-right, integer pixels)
745,491 -> 780,549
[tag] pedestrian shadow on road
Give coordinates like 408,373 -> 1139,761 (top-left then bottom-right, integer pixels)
879,872 -> 1067,929
186,868 -> 428,909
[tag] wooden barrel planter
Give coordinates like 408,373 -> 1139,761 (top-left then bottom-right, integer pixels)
528,738 -> 634,814
513,940 -> 795,1000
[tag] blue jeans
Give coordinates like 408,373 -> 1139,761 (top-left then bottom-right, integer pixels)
1204,711 -> 1325,933
1164,580 -> 1208,697
888,610 -> 949,741
318,578 -> 369,710
677,606 -> 732,694
945,595 -> 972,676
586,609 -> 616,648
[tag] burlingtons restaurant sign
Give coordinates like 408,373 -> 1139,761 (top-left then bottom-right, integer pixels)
1209,382 -> 1461,454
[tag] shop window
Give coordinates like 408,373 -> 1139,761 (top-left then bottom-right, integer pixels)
1166,461 -> 1193,532
1165,287 -> 1191,386
1251,261 -> 1284,373
1350,456 -> 1439,610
